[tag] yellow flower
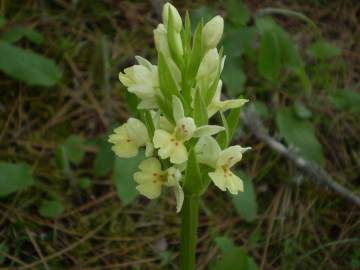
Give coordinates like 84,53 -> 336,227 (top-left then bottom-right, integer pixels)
108,118 -> 153,158
208,80 -> 249,117
153,96 -> 224,164
134,158 -> 184,212
119,56 -> 159,109
196,136 -> 250,194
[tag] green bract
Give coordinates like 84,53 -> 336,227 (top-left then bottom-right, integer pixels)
108,2 -> 249,212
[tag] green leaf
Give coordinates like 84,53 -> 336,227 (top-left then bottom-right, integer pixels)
215,237 -> 236,253
222,27 -> 257,58
0,162 -> 34,197
193,89 -> 208,126
258,30 -> 281,81
63,135 -> 85,165
232,171 -> 257,223
158,53 -> 180,99
293,102 -> 312,119
0,41 -> 61,86
1,26 -> 44,44
39,199 -> 64,218
276,108 -> 324,165
183,149 -> 202,194
114,151 -> 145,205
225,0 -> 250,27
255,16 -> 277,33
94,136 -> 114,176
307,40 -> 341,60
216,112 -> 230,149
222,58 -> 246,96
187,21 -> 204,83
329,90 -> 360,113
212,237 -> 258,270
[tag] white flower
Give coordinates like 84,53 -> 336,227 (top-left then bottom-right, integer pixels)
208,80 -> 249,117
195,136 -> 250,194
108,118 -> 153,158
134,158 -> 184,212
119,56 -> 159,109
154,24 -> 171,56
153,96 -> 224,164
203,16 -> 224,49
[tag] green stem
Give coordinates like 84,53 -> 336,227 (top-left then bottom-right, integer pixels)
180,193 -> 199,270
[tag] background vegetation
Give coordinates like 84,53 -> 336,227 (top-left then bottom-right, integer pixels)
1,0 -> 359,269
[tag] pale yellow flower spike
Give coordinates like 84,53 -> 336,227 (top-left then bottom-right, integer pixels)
108,118 -> 152,158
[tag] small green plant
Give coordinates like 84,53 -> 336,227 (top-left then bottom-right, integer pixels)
108,3 -> 250,269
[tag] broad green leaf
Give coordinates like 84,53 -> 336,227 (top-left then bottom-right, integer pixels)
187,22 -> 204,83
255,16 -> 277,33
225,0 -> 250,27
222,58 -> 246,96
156,95 -> 174,124
94,136 -> 114,176
1,26 -> 43,44
183,149 -> 202,194
124,90 -> 140,116
258,30 -> 281,81
329,90 -> 360,113
307,40 -> 341,60
0,162 -> 34,197
276,108 -> 324,165
293,102 -> 312,119
63,135 -> 85,165
0,41 -> 61,86
114,151 -> 145,205
232,171 -> 257,223
215,237 -> 236,253
39,199 -> 64,218
212,237 -> 258,270
193,89 -> 208,126
158,53 -> 180,99
222,27 -> 257,58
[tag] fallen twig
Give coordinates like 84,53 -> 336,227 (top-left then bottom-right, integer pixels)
241,104 -> 360,207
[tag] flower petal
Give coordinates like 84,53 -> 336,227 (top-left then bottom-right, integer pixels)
153,130 -> 172,148
136,182 -> 162,199
195,136 -> 221,168
174,183 -> 184,213
172,95 -> 185,123
126,118 -> 149,146
217,145 -> 250,168
138,157 -> 162,173
193,125 -> 225,138
111,143 -> 138,158
209,168 -> 227,192
170,143 -> 188,164
227,173 -> 244,195
175,117 -> 196,140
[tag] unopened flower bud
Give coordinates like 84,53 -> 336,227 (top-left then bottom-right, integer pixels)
162,3 -> 182,32
202,16 -> 224,49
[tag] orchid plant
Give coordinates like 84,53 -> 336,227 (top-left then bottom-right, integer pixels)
108,3 -> 250,269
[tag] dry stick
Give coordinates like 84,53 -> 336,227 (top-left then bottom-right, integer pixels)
25,228 -> 50,270
240,105 -> 360,207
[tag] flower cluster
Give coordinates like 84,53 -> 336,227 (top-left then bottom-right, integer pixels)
109,3 -> 249,212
